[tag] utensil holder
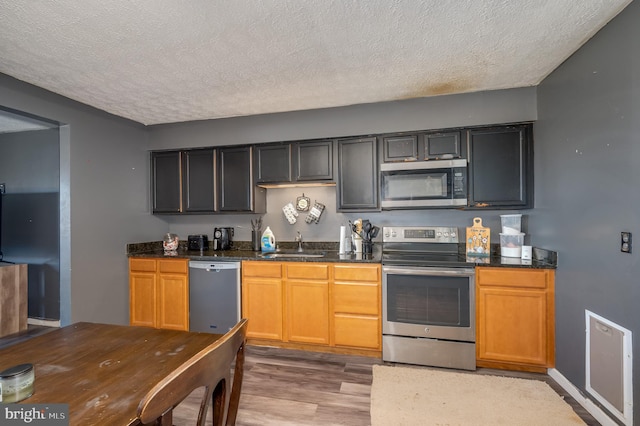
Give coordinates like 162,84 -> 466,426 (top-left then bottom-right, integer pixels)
252,230 -> 261,251
363,241 -> 373,255
353,235 -> 363,253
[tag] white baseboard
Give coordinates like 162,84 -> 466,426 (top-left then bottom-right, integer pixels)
27,318 -> 61,328
548,368 -> 619,426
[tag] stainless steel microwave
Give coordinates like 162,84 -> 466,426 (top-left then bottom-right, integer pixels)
380,159 -> 467,208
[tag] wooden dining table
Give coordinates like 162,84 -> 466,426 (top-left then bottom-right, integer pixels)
0,322 -> 223,425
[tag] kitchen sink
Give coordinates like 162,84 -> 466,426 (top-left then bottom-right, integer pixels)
260,250 -> 326,258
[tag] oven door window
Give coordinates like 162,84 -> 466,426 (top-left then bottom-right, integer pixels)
381,170 -> 450,200
386,273 -> 470,327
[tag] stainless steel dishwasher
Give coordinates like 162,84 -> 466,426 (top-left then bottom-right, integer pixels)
188,261 -> 241,334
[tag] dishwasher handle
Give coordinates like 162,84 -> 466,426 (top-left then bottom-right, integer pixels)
189,261 -> 240,271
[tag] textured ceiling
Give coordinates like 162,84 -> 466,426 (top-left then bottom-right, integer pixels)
0,0 -> 632,126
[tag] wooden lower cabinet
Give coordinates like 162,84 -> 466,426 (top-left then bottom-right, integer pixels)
332,264 -> 381,350
129,259 -> 157,328
241,261 -> 381,355
333,315 -> 379,349
241,261 -> 283,340
129,258 -> 189,331
476,267 -> 555,372
285,263 -> 330,344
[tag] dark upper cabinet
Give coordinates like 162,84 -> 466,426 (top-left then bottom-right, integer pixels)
183,148 -> 216,212
382,131 -> 464,162
467,124 -> 533,209
337,137 -> 379,211
294,140 -> 334,181
151,149 -> 216,214
218,145 -> 266,212
422,131 -> 464,160
255,143 -> 292,183
382,134 -> 418,162
255,140 -> 334,184
152,146 -> 264,214
152,151 -> 182,213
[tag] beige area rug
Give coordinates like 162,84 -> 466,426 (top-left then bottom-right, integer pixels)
371,365 -> 586,426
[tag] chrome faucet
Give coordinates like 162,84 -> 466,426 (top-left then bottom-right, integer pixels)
296,231 -> 303,252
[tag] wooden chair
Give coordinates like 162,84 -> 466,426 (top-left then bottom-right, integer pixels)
136,319 -> 248,426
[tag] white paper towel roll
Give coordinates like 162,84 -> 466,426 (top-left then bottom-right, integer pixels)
339,226 -> 347,254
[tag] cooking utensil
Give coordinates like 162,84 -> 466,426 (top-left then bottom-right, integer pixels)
349,220 -> 364,239
251,217 -> 263,231
363,222 -> 372,240
350,220 -> 379,242
370,226 -> 380,239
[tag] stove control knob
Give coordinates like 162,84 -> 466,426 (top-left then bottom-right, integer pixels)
451,231 -> 456,238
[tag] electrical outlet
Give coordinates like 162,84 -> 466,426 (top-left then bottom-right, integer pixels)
621,232 -> 632,253
0,183 -> 4,194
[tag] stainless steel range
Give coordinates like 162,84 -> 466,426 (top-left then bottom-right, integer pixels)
382,226 -> 476,370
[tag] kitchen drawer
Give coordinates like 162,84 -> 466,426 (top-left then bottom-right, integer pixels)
130,258 -> 157,273
158,259 -> 188,274
243,261 -> 282,278
334,314 -> 380,349
286,263 -> 329,280
476,268 -> 549,289
333,264 -> 380,282
333,282 -> 379,315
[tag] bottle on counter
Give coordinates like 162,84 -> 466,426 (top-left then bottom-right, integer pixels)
261,226 -> 276,252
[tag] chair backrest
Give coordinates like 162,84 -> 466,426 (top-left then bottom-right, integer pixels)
137,319 -> 248,426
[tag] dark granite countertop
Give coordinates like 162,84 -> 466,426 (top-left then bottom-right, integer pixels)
128,241 -> 382,263
464,245 -> 557,269
127,241 -> 556,269
464,256 -> 556,269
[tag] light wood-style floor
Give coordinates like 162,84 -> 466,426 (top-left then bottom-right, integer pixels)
174,345 -> 601,426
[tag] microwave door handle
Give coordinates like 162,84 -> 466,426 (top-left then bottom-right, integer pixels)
380,159 -> 467,171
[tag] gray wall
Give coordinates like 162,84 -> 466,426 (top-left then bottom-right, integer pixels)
0,128 -> 59,192
0,128 -> 60,319
0,74 -> 168,326
151,87 -> 538,245
533,2 -> 639,423
149,88 -> 536,149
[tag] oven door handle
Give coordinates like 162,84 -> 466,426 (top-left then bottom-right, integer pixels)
383,266 -> 475,276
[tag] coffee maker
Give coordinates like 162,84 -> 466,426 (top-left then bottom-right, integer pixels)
213,227 -> 234,250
